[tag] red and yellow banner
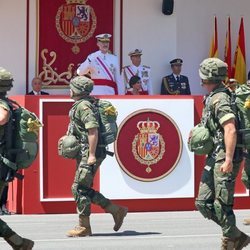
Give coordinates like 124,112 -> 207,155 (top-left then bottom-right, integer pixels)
232,17 -> 247,84
37,0 -> 113,88
209,16 -> 218,58
224,16 -> 232,78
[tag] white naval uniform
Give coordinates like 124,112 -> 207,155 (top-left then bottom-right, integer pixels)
122,64 -> 152,95
77,51 -> 124,95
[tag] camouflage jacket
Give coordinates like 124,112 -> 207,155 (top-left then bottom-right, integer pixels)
202,84 -> 235,156
68,97 -> 99,144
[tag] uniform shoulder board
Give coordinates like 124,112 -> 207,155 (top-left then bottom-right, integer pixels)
123,65 -> 130,69
143,65 -> 150,69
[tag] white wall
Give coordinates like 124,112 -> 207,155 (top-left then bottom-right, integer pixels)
122,0 -> 250,94
1,0 -> 250,95
0,0 -> 27,95
175,0 -> 250,94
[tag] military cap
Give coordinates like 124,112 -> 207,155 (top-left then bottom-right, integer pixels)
70,76 -> 93,95
170,58 -> 183,65
96,33 -> 111,42
129,75 -> 141,87
128,49 -> 142,57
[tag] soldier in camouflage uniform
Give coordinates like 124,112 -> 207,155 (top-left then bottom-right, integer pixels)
66,76 -> 128,237
0,68 -> 34,249
195,58 -> 250,250
224,79 -> 250,227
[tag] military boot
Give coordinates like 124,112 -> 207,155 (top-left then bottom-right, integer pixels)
105,203 -> 128,231
234,232 -> 250,250
243,218 -> 250,225
221,237 -> 234,250
67,215 -> 92,237
4,233 -> 34,250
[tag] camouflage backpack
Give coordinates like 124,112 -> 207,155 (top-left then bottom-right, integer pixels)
189,84 -> 250,156
95,99 -> 118,147
2,99 -> 42,172
232,84 -> 250,149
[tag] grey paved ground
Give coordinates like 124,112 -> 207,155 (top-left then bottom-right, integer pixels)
0,210 -> 250,250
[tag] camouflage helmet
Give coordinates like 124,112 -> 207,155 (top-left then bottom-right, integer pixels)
70,76 -> 93,96
188,124 -> 214,155
0,67 -> 13,93
58,135 -> 80,159
199,58 -> 228,82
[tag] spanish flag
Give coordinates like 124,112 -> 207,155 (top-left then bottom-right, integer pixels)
209,16 -> 218,58
232,17 -> 246,84
224,17 -> 232,78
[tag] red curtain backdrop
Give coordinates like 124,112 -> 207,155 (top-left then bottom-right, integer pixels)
37,0 -> 114,88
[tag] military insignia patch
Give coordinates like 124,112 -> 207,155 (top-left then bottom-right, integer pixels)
181,82 -> 186,89
115,109 -> 183,182
55,0 -> 97,54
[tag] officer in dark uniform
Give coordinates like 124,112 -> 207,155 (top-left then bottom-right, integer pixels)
161,58 -> 191,95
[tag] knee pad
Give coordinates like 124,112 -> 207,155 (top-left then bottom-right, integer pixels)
195,199 -> 213,219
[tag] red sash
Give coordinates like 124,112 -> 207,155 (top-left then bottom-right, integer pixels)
94,79 -> 118,94
126,66 -> 135,77
96,57 -> 115,82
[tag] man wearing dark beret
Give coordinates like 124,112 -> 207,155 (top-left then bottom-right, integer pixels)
161,58 -> 191,95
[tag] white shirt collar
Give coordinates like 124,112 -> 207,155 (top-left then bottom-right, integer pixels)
98,51 -> 108,59
173,74 -> 180,80
131,64 -> 141,70
33,90 -> 40,95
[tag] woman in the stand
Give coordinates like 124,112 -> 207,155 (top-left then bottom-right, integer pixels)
125,76 -> 148,95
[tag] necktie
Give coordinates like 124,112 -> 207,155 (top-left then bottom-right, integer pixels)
176,76 -> 180,83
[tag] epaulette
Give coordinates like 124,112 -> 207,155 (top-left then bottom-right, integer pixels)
143,65 -> 150,69
122,65 -> 130,69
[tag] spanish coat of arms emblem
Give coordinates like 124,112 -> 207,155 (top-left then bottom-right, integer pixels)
55,0 -> 97,54
132,118 -> 165,173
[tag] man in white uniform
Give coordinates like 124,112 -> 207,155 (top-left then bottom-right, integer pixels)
122,49 -> 152,94
77,34 -> 124,95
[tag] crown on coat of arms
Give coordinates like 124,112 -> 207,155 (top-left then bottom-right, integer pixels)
137,119 -> 160,133
66,0 -> 88,4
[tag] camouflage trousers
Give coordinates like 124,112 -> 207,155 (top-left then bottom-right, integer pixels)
242,158 -> 250,189
195,156 -> 241,238
0,180 -> 14,238
71,151 -> 110,216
